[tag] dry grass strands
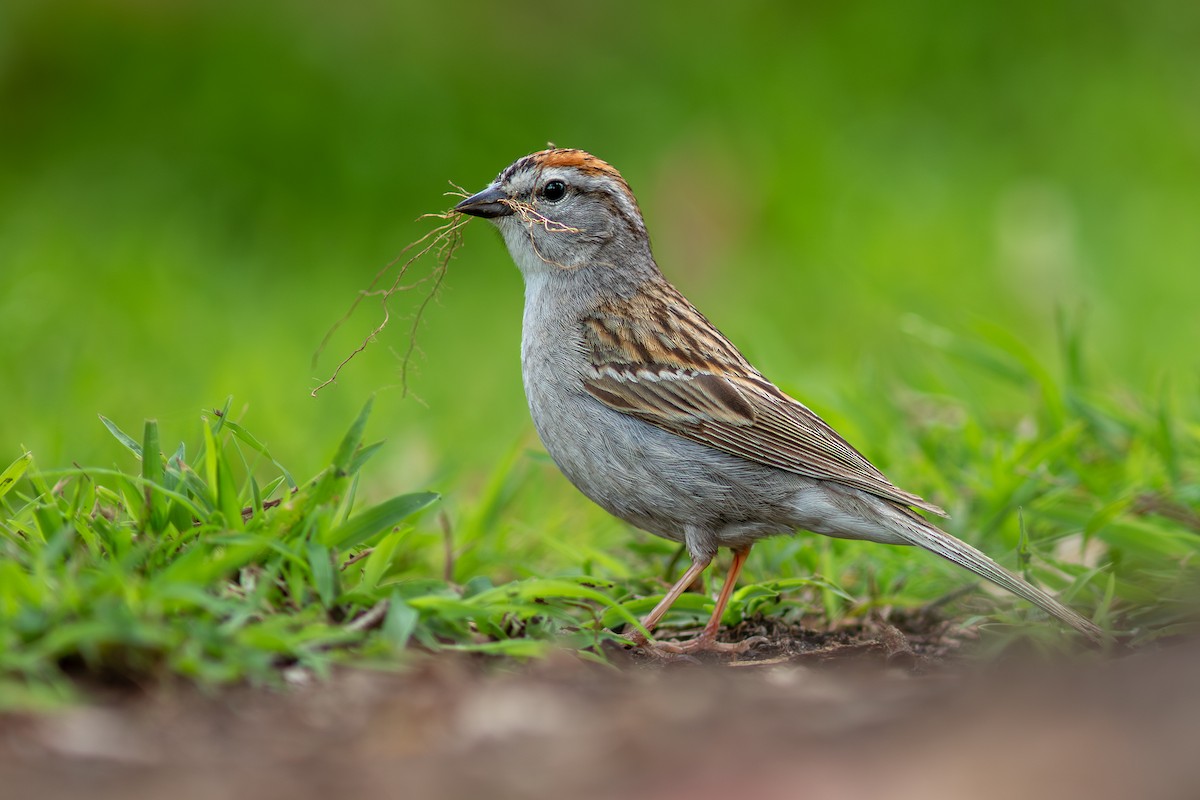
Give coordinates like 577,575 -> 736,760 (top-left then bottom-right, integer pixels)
500,197 -> 580,235
312,191 -> 584,397
501,196 -> 581,271
311,189 -> 472,397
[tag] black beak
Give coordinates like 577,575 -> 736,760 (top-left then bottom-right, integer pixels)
453,185 -> 513,219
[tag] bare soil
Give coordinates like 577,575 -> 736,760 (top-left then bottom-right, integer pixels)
3,620 -> 1198,800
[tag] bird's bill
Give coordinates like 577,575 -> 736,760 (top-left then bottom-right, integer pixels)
453,185 -> 513,219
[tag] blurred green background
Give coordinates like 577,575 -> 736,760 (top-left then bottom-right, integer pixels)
2,0 -> 1197,563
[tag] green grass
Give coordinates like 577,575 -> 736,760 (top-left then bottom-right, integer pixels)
3,322 -> 1197,707
0,398 -> 641,708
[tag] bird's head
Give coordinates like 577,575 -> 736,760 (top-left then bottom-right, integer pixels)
454,148 -> 654,279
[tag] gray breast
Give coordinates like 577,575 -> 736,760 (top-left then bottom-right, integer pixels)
521,324 -> 803,553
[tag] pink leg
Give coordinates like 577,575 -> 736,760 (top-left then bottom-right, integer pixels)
693,546 -> 751,645
631,547 -> 765,655
628,557 -> 711,646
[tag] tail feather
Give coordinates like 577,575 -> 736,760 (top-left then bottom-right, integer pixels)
891,509 -> 1107,644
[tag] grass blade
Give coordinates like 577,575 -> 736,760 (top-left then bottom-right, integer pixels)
322,491 -> 439,550
99,415 -> 142,458
0,451 -> 33,500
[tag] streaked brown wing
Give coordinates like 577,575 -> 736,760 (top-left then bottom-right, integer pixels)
581,293 -> 947,517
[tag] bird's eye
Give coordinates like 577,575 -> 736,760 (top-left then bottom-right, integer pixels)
541,179 -> 567,202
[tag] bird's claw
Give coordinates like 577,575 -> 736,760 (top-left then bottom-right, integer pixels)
627,632 -> 769,660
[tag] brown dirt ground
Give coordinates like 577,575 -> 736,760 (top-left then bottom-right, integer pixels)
2,619 -> 1199,800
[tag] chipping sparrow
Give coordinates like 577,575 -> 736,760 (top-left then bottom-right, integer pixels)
454,148 -> 1104,650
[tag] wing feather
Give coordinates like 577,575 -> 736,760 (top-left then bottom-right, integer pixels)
581,288 -> 946,517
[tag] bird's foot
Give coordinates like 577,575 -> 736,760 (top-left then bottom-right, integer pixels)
628,630 -> 769,660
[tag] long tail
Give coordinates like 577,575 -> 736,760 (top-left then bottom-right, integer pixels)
889,507 -> 1107,644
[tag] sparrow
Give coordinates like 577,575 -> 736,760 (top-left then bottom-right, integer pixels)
454,148 -> 1104,651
